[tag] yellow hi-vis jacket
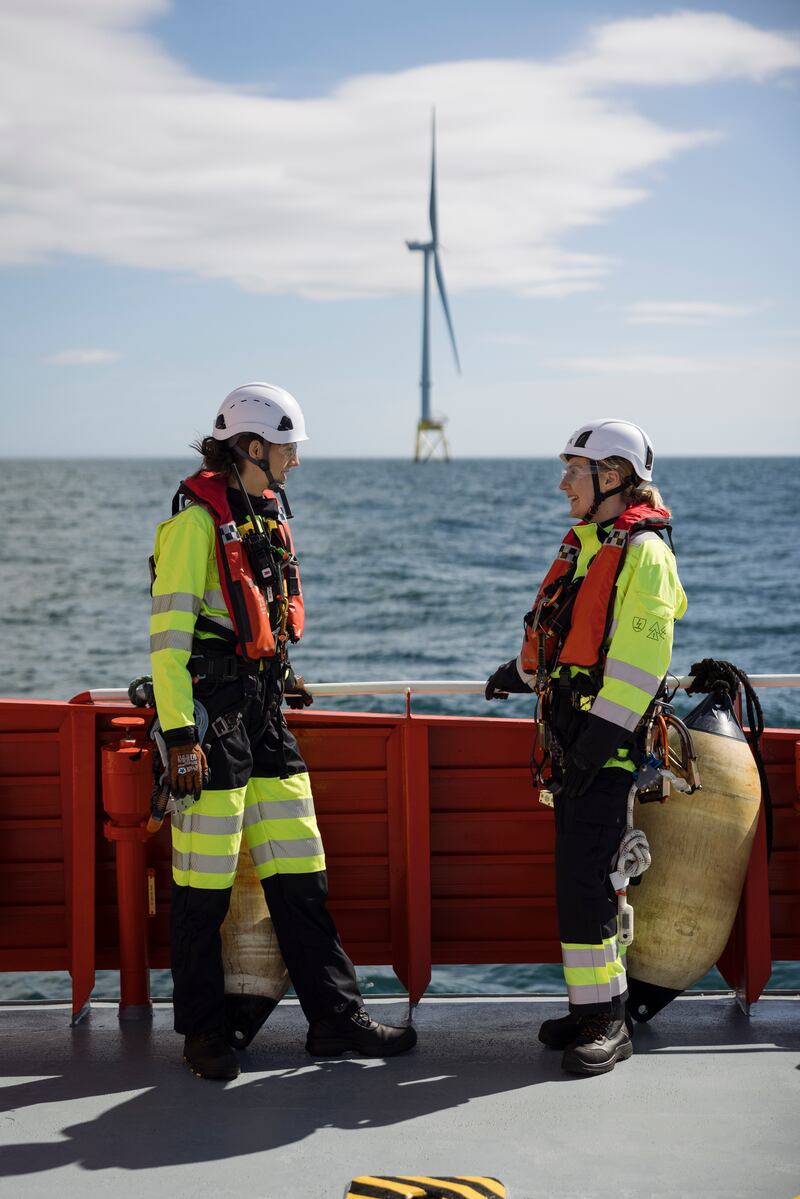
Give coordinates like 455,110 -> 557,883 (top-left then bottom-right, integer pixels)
149,504 -> 235,733
551,522 -> 687,770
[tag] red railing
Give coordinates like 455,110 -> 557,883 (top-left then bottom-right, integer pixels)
0,696 -> 797,1020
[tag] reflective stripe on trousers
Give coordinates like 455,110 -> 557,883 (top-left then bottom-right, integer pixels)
243,772 -> 325,880
171,770 -> 325,888
561,934 -> 627,1008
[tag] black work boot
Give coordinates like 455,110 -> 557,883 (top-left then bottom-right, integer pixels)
561,1010 -> 633,1076
538,1010 -> 583,1050
306,1006 -> 417,1058
183,1031 -> 241,1080
540,999 -> 629,1050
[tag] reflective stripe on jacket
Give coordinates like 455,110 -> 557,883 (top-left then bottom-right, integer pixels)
150,503 -> 227,732
569,523 -> 687,735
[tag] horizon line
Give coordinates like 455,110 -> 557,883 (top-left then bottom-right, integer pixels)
1,452 -> 797,463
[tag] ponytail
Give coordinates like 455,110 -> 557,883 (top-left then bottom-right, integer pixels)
190,432 -> 264,476
598,455 -> 670,516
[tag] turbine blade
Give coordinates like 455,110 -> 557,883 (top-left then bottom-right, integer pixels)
428,109 -> 438,244
433,249 -> 461,373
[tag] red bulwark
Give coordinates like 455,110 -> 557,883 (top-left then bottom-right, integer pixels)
0,696 -> 798,1016
0,700 -> 97,1020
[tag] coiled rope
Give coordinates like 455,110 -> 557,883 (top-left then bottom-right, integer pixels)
617,826 -> 652,879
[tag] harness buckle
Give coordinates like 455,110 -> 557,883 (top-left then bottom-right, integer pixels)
219,659 -> 240,683
212,710 -> 242,738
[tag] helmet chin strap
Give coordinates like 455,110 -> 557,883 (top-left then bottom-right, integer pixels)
585,461 -> 634,520
232,440 -> 278,492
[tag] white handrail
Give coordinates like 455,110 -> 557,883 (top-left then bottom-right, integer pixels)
84,674 -> 800,704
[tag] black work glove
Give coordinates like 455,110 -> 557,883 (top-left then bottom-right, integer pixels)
283,666 -> 314,710
561,714 -> 631,800
485,658 -> 533,700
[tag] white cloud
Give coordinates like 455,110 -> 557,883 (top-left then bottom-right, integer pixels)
626,300 -> 763,325
0,5 -> 798,299
568,11 -> 800,86
554,354 -> 700,375
44,348 -> 124,366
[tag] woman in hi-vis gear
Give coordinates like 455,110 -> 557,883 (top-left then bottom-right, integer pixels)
150,382 -> 416,1080
486,419 -> 686,1076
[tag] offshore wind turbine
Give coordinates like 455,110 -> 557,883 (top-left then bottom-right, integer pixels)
406,112 -> 461,461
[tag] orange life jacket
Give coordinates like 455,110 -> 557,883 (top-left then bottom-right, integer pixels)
520,503 -> 672,675
176,472 -> 304,660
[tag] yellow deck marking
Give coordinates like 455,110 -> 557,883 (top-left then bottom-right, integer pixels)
401,1176 -> 504,1199
459,1180 -> 506,1198
347,1176 -> 506,1199
348,1178 -> 426,1198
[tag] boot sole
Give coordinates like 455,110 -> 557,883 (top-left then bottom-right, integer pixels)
561,1038 -> 633,1076
306,1029 -> 417,1058
544,1023 -> 635,1052
183,1054 -> 240,1081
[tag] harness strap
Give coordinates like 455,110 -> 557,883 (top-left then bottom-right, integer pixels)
194,614 -> 237,643
189,654 -> 266,680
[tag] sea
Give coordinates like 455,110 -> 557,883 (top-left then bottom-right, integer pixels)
1,456 -> 798,1002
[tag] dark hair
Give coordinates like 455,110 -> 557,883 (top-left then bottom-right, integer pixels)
190,432 -> 263,474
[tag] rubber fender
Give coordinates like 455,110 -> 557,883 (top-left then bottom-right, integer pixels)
626,688 -> 761,1015
220,846 -> 290,1047
224,994 -> 279,1049
627,978 -> 681,1024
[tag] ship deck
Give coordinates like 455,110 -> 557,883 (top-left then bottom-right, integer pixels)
1,994 -> 798,1199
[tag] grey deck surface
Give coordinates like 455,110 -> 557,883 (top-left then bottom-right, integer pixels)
1,995 -> 798,1199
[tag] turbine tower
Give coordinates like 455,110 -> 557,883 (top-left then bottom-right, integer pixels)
406,111 -> 461,461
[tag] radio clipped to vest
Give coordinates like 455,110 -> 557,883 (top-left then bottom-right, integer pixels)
240,520 -> 284,607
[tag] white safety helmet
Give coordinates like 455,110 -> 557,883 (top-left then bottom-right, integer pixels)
212,382 -> 308,446
561,418 -> 654,482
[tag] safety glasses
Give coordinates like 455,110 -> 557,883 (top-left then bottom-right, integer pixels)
560,463 -> 593,484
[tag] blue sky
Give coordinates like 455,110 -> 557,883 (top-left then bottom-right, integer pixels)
1,0 -> 798,457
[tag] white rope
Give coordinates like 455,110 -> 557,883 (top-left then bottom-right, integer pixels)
616,828 -> 652,879
611,781 -> 651,946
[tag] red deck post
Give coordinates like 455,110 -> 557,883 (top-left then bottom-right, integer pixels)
101,721 -> 153,1020
108,828 -> 151,1016
717,793 -> 772,1011
388,706 -> 432,1007
62,705 -> 97,1023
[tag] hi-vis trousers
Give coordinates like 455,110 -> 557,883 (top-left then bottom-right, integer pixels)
553,767 -> 630,1015
170,671 -> 361,1035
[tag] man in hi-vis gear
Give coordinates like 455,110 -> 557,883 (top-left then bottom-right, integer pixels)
150,382 -> 416,1079
486,419 -> 686,1076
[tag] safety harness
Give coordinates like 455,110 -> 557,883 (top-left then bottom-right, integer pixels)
173,471 -> 304,662
520,503 -> 673,690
